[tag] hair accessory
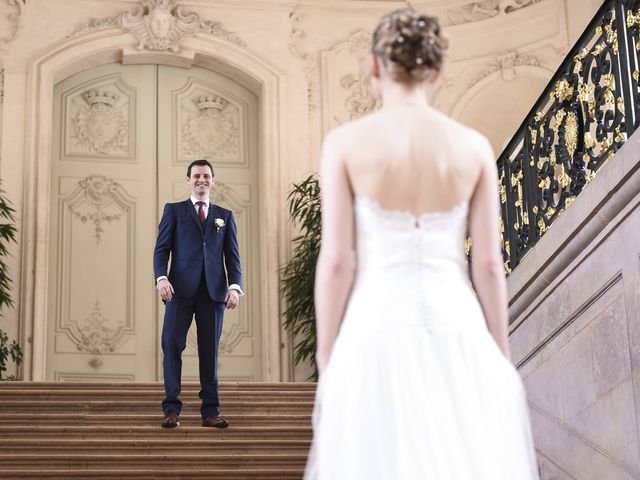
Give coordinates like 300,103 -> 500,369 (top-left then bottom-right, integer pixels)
428,37 -> 435,45
417,19 -> 426,28
415,57 -> 424,65
396,35 -> 405,44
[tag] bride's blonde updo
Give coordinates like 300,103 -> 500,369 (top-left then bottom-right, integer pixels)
372,8 -> 448,82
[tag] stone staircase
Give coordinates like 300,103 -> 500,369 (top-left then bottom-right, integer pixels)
0,382 -> 315,479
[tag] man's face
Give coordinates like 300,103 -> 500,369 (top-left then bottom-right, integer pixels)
187,165 -> 214,197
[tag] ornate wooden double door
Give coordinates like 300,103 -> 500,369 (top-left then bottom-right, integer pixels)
46,63 -> 261,382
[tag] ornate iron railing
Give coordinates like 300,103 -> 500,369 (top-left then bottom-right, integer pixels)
498,0 -> 640,272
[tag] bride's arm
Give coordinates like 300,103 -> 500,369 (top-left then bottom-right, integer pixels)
314,129 -> 356,374
468,136 -> 511,359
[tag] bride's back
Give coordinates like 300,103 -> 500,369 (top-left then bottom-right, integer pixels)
343,103 -> 485,215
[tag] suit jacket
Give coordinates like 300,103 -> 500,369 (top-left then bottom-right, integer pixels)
153,199 -> 242,302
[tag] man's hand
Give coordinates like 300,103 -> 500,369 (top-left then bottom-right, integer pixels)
225,289 -> 240,310
157,278 -> 174,302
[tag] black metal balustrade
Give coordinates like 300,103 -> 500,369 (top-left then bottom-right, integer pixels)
498,0 -> 640,272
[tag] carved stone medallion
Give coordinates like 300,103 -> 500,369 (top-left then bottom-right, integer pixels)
120,0 -> 199,52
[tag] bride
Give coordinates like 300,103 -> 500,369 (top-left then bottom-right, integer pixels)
305,8 -> 539,480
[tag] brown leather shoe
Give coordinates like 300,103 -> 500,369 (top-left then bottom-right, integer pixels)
202,415 -> 229,428
161,411 -> 180,428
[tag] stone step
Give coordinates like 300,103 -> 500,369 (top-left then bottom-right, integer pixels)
0,382 -> 316,391
0,469 -> 304,479
0,388 -> 315,401
0,399 -> 314,414
0,413 -> 311,426
2,438 -> 311,455
0,425 -> 313,440
0,453 -> 308,470
0,382 -> 314,478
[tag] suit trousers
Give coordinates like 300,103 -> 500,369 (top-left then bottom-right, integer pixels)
161,277 -> 225,418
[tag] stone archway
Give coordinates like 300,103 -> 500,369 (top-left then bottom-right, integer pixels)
19,20 -> 289,381
451,65 -> 552,155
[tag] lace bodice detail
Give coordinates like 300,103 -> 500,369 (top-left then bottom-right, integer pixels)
353,196 -> 469,274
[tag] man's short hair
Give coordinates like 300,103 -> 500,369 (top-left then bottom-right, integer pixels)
186,159 -> 214,178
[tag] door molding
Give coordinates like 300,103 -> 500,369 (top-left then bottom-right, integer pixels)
20,29 -> 290,381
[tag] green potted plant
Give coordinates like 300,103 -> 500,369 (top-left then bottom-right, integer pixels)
280,174 -> 321,380
0,184 -> 22,380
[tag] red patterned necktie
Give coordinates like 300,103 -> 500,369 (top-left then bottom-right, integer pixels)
196,201 -> 206,224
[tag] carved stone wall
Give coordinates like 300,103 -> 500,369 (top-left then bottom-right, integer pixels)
507,127 -> 640,480
0,0 -> 604,382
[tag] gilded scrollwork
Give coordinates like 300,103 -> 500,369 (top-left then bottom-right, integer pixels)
498,3 -> 635,271
181,93 -> 239,161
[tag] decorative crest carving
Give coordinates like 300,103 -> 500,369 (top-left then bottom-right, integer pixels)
84,89 -> 119,108
196,94 -> 228,111
182,93 -> 239,160
71,88 -> 129,155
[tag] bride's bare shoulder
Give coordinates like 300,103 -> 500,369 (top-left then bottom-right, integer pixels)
322,112 -> 384,145
441,115 -> 493,157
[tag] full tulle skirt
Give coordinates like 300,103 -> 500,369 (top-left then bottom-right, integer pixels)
305,279 -> 539,480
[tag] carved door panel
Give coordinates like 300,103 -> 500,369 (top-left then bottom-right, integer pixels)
47,63 -> 262,382
156,65 -> 261,381
47,63 -> 158,381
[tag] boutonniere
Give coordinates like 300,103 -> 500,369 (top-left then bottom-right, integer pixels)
214,218 -> 225,233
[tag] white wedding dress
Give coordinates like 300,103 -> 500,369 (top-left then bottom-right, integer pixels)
305,196 -> 539,480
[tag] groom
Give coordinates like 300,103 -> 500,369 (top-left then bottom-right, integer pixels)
154,159 -> 243,429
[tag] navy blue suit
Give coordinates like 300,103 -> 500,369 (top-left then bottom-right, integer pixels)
153,199 -> 242,418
